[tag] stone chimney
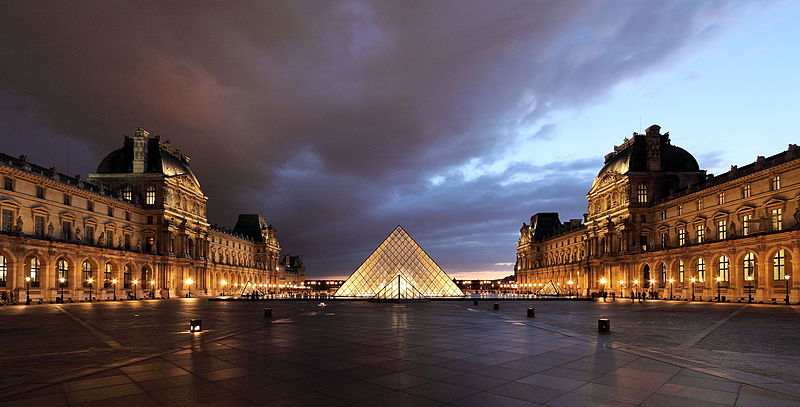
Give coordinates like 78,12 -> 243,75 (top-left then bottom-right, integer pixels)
645,124 -> 662,171
132,127 -> 149,173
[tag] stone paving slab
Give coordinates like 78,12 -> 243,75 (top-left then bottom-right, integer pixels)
1,300 -> 799,406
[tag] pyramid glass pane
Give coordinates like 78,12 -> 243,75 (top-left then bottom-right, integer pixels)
334,226 -> 464,298
535,280 -> 562,296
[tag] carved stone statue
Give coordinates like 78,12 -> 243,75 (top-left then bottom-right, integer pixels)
75,228 -> 82,242
47,223 -> 54,238
730,221 -> 737,237
794,206 -> 800,227
15,216 -> 23,233
118,236 -> 123,248
136,239 -> 142,252
98,232 -> 105,244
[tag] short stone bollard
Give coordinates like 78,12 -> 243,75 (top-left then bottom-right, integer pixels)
473,300 -> 479,306
493,303 -> 500,311
598,318 -> 610,333
527,307 -> 535,318
264,307 -> 273,319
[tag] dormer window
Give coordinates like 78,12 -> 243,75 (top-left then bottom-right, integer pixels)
637,184 -> 647,203
718,192 -> 725,205
122,185 -> 132,201
742,184 -> 751,198
771,175 -> 781,191
145,186 -> 156,205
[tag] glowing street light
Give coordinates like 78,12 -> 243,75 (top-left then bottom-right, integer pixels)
150,280 -> 156,298
87,278 -> 94,302
690,277 -> 696,301
785,274 -> 791,305
599,277 -> 607,295
112,279 -> 118,301
220,279 -> 228,296
24,276 -> 31,305
633,279 -> 639,302
715,276 -> 722,302
59,277 -> 66,303
649,279 -> 656,298
185,277 -> 194,298
567,280 -> 574,296
745,275 -> 754,303
618,280 -> 625,298
132,279 -> 139,300
668,278 -> 675,300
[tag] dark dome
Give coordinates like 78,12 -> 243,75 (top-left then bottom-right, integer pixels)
95,135 -> 201,188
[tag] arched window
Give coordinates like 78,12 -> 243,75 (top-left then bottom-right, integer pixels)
0,255 -> 6,287
104,263 -> 113,288
29,257 -> 41,287
124,265 -> 132,288
678,260 -> 685,283
82,261 -> 92,287
122,185 -> 133,201
697,258 -> 705,282
773,249 -> 786,280
718,256 -> 730,282
743,252 -> 756,280
57,259 -> 69,286
145,186 -> 156,205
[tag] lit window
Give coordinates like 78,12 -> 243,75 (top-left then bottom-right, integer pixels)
122,185 -> 132,201
696,225 -> 705,243
82,261 -> 92,287
145,186 -> 156,205
29,257 -> 41,287
743,184 -> 751,198
661,210 -> 667,220
57,259 -> 69,286
742,214 -> 752,236
637,184 -> 647,203
771,175 -> 781,191
697,198 -> 704,211
660,263 -> 666,282
124,265 -> 132,288
678,205 -> 684,216
661,233 -> 668,248
678,228 -> 686,246
104,263 -> 113,288
697,258 -> 705,282
718,255 -> 730,282
773,249 -> 786,280
678,260 -> 685,282
717,220 -> 727,240
718,192 -> 725,205
743,252 -> 756,280
771,208 -> 783,231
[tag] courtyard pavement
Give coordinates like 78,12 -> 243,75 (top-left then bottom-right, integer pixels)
0,299 -> 799,406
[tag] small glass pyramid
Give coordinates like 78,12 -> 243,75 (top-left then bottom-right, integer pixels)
535,280 -> 562,296
334,225 -> 464,299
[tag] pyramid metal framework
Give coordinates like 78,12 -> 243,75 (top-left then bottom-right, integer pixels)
334,226 -> 464,299
535,280 -> 562,296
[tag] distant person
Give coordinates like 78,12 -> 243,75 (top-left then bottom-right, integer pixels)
602,291 -> 607,302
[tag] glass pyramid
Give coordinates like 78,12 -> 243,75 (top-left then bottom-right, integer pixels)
535,280 -> 562,296
334,225 -> 464,299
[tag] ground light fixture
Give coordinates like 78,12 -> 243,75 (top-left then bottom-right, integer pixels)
189,319 -> 202,333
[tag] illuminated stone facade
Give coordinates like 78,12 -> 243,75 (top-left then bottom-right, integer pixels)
0,128 -> 300,302
516,125 -> 800,302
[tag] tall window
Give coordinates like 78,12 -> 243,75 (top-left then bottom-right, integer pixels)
743,184 -> 751,198
104,263 -> 113,288
85,226 -> 94,245
661,210 -> 667,220
141,267 -> 150,283
57,259 -> 69,286
719,255 -> 730,282
124,234 -> 131,250
0,255 -> 6,287
743,214 -> 752,236
87,201 -> 94,212
773,249 -> 786,280
122,186 -> 133,201
61,221 -> 72,241
637,184 -> 647,203
678,260 -> 685,283
697,198 -> 704,211
124,265 -> 132,288
29,257 -> 41,287
36,185 -> 45,199
107,230 -> 114,247
718,192 -> 725,205
717,220 -> 727,240
145,186 -> 156,205
1,209 -> 12,232
678,205 -> 684,216
82,261 -> 92,287
34,216 -> 44,237
108,206 -> 114,217
743,252 -> 756,280
771,175 -> 781,191
660,263 -> 667,283
697,258 -> 706,282
771,208 -> 783,231
63,193 -> 71,206
3,176 -> 13,191
696,225 -> 705,243
678,228 -> 686,246
661,233 -> 668,248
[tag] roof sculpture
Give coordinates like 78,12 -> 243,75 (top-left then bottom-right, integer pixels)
334,225 -> 464,299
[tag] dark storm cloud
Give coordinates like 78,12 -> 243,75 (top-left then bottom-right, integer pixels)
0,1 -> 743,276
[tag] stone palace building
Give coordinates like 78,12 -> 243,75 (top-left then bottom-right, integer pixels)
0,127 -> 303,302
516,125 -> 799,303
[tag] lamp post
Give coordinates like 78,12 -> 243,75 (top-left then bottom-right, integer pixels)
185,277 -> 193,298
87,278 -> 94,302
132,279 -> 139,300
112,279 -> 118,301
649,279 -> 656,299
150,280 -> 156,298
619,280 -> 625,298
690,277 -> 696,301
745,276 -> 753,303
715,276 -> 722,302
633,279 -> 639,301
220,279 -> 228,296
668,278 -> 674,300
58,277 -> 65,303
567,280 -> 574,297
599,277 -> 607,295
24,276 -> 30,305
784,274 -> 790,305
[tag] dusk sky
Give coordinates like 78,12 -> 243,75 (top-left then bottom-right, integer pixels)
1,1 -> 799,279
